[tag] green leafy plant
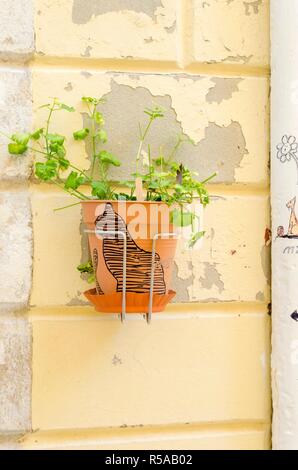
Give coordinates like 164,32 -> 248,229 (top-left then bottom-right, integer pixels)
77,260 -> 95,284
2,96 -> 215,248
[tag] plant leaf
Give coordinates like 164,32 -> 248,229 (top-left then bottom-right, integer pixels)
91,181 -> 109,199
64,171 -> 85,190
8,142 -> 28,155
35,160 -> 58,181
170,208 -> 194,227
11,133 -> 30,146
144,106 -> 164,119
98,150 -> 121,167
96,129 -> 107,143
58,157 -> 70,170
59,103 -> 75,112
188,231 -> 205,248
94,111 -> 104,125
30,128 -> 44,140
77,260 -> 94,274
47,133 -> 65,146
73,128 -> 89,140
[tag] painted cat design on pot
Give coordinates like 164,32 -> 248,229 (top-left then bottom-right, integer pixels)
95,203 -> 166,295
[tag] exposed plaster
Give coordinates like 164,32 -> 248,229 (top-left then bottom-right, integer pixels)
224,0 -> 263,15
81,71 -> 93,79
172,262 -> 194,303
81,46 -> 92,58
109,71 -> 203,82
72,0 -> 162,24
64,82 -> 73,92
206,78 -> 243,104
112,355 -> 122,366
81,81 -> 247,183
221,54 -> 253,64
256,291 -> 265,302
199,263 -> 225,293
164,21 -> 176,34
243,0 -> 263,16
66,294 -> 88,307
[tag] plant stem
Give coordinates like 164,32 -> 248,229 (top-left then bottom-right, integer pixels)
200,172 -> 217,184
90,104 -> 97,179
52,180 -> 84,200
27,144 -> 92,182
53,201 -> 82,211
0,130 -> 12,140
136,117 -> 154,175
169,136 -> 182,161
45,100 -> 55,153
73,189 -> 90,200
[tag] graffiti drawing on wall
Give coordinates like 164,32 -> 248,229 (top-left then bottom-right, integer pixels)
276,135 -> 298,239
277,135 -> 298,181
291,310 -> 298,322
276,197 -> 298,239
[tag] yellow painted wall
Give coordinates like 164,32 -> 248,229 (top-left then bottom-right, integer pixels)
26,0 -> 271,450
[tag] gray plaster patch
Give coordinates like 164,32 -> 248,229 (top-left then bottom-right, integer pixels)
64,82 -> 73,92
82,81 -> 247,183
206,78 -> 243,104
0,317 -> 31,432
243,0 -> 262,15
81,71 -> 93,79
112,354 -> 122,365
72,0 -> 162,24
81,46 -> 92,57
66,295 -> 89,306
221,55 -> 253,64
256,291 -> 265,302
164,21 -> 176,33
171,262 -> 194,303
199,263 -> 224,293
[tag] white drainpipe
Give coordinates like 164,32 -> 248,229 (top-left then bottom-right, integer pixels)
271,1 -> 298,450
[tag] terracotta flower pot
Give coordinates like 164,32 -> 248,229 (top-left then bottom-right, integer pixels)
81,200 -> 177,313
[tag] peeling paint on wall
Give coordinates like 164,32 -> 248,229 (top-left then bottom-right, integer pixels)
243,0 -> 263,16
72,0 -> 163,24
199,263 -> 225,293
64,82 -> 73,92
172,262 -> 194,303
81,81 -> 247,183
81,46 -> 92,58
206,78 -> 243,104
81,71 -> 93,79
256,291 -> 265,302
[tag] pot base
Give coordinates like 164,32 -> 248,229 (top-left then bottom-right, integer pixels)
84,289 -> 176,313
